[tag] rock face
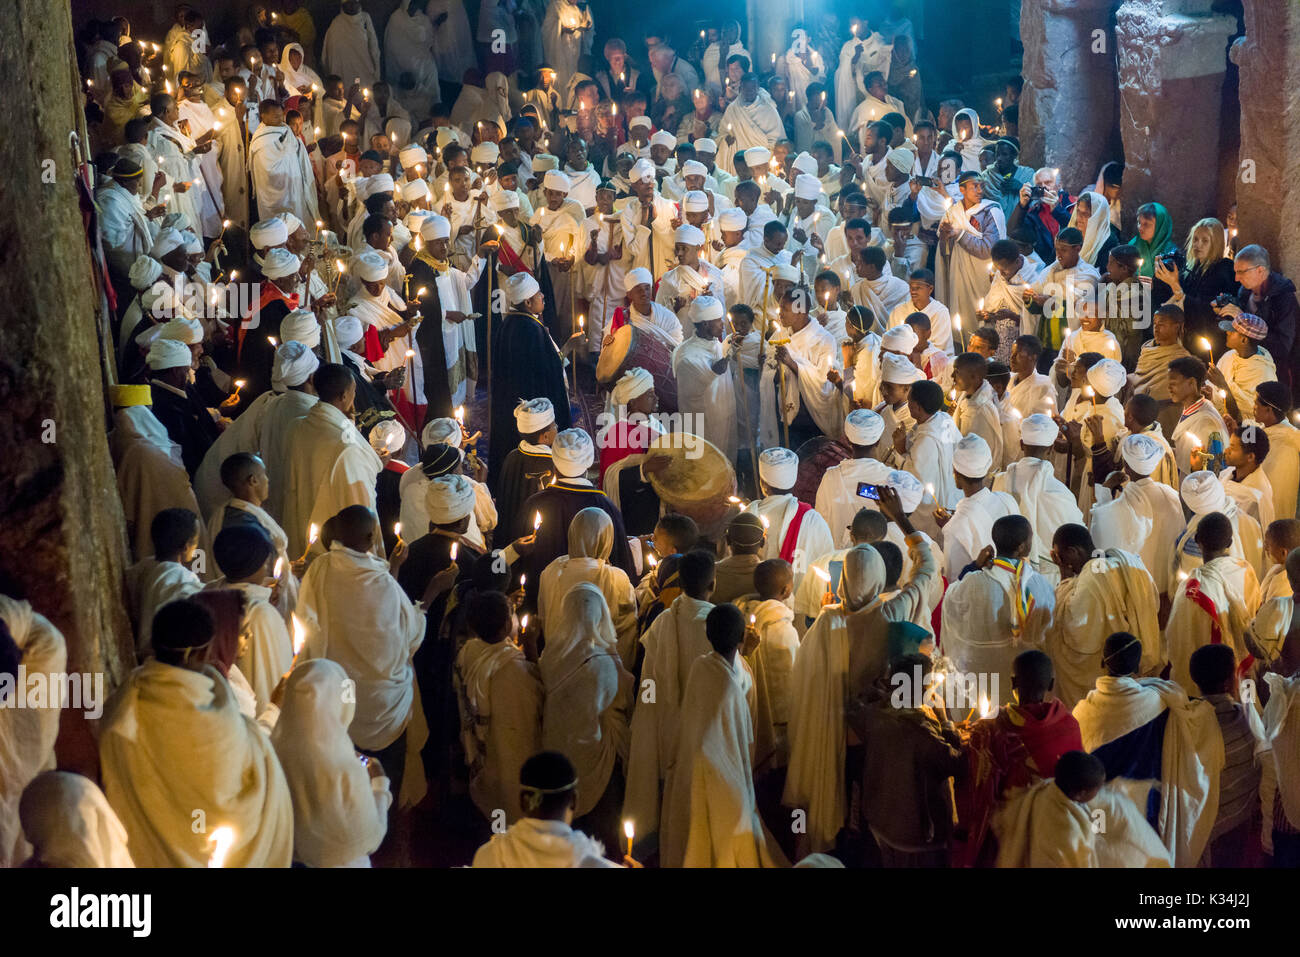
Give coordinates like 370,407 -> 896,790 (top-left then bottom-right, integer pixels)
1019,0 -> 1118,189
1115,0 -> 1236,234
0,0 -> 135,771
1233,0 -> 1300,278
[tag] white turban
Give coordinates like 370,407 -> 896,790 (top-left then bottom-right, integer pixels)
276,213 -> 303,236
552,428 -> 595,477
490,189 -> 520,211
272,340 -> 320,390
886,469 -> 925,513
261,247 -> 302,280
543,170 -> 572,192
403,210 -> 432,233
129,255 -> 164,290
675,224 -> 705,246
354,250 -> 389,282
745,146 -> 772,168
886,147 -> 913,175
844,409 -> 884,446
249,218 -> 289,248
369,419 -> 407,455
650,130 -> 677,150
794,173 -> 822,200
334,315 -> 364,349
470,142 -> 500,164
508,272 -> 541,303
425,473 -> 476,524
681,160 -> 708,178
148,227 -> 186,260
182,231 -> 203,255
1020,412 -> 1058,446
759,447 -> 799,490
145,338 -> 192,371
630,158 -> 656,183
421,417 -> 462,449
881,353 -> 924,384
623,267 -> 653,292
400,178 -> 430,202
1087,358 -> 1127,398
1181,470 -> 1227,515
436,127 -> 460,148
682,190 -> 710,212
281,309 -> 321,349
719,208 -> 747,231
952,433 -> 993,478
419,215 -> 452,241
515,397 -> 555,433
398,144 -> 427,169
1119,433 -> 1164,476
881,325 -> 919,353
356,172 -> 395,201
689,295 -> 724,324
157,317 -> 202,345
772,263 -> 801,283
532,153 -> 560,172
612,367 -> 655,408
792,151 -> 818,176
629,116 -> 653,131
695,138 -> 718,154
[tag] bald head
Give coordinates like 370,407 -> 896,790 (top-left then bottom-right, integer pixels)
850,507 -> 888,544
1012,649 -> 1054,703
333,504 -> 379,552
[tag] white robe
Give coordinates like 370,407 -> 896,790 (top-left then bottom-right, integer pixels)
148,118 -> 218,236
249,123 -> 319,226
1089,477 -> 1185,596
1170,400 -> 1228,479
672,336 -> 738,463
322,10 -> 382,89
384,1 -> 440,122
902,411 -> 962,509
992,457 -> 1083,583
541,0 -> 594,94
953,380 -> 1006,472
123,557 -> 202,658
205,497 -> 299,623
472,817 -> 618,867
1264,421 -> 1300,520
744,494 -> 836,590
834,34 -> 891,130
743,597 -> 800,773
815,457 -> 894,549
759,318 -> 843,446
941,487 -> 1020,576
1165,555 -> 1259,694
717,92 -> 786,176
226,582 -> 294,716
935,199 -> 1004,338
96,181 -> 158,278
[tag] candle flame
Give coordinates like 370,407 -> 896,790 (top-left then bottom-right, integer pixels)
979,694 -> 995,718
308,523 -> 319,545
207,826 -> 235,867
813,565 -> 831,582
624,819 -> 635,839
273,557 -> 284,579
646,553 -> 658,567
292,614 -> 307,655
1198,337 -> 1212,352
533,511 -> 542,530
450,542 -> 458,561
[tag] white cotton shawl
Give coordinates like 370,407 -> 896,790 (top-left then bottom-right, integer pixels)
19,772 -> 134,868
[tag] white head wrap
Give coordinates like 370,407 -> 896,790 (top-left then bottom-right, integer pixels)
356,172 -> 395,201
886,469 -> 925,513
368,419 -> 406,455
515,397 -> 555,433
650,130 -> 677,150
1119,433 -> 1164,476
543,169 -> 572,192
844,409 -> 884,446
129,255 -> 164,290
623,267 -> 653,292
881,325 -> 919,353
719,208 -> 747,231
689,295 -> 724,324
1181,470 -> 1227,515
261,247 -> 302,280
745,146 -> 772,168
532,153 -> 559,172
421,417 -> 462,449
792,152 -> 818,176
675,224 -> 705,246
881,353 -> 924,384
272,340 -> 320,390
490,189 -> 520,211
681,160 -> 708,178
952,433 -> 993,478
629,116 -> 653,131
759,447 -> 799,489
508,272 -> 541,303
1020,413 -> 1058,446
1087,358 -> 1127,398
276,213 -> 304,236
794,173 -> 822,200
470,141 -> 500,165
398,144 -> 427,169
281,309 -> 322,349
612,367 -> 655,409
772,263 -> 801,283
630,158 -> 657,183
682,190 -> 710,212
425,473 -> 476,524
182,231 -> 203,255
552,428 -> 595,477
148,227 -> 186,260
354,250 -> 389,282
695,138 -> 718,154
400,178 -> 430,202
249,218 -> 289,249
145,338 -> 193,371
157,316 -> 203,345
419,215 -> 452,241
333,316 -> 364,349
886,147 -> 913,175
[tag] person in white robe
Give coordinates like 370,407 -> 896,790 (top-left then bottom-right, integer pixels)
834,18 -> 891,130
257,344 -> 322,525
701,20 -> 749,90
384,1 -> 440,122
148,97 -> 220,237
742,568 -> 800,774
1258,381 -> 1300,520
937,433 -> 1020,575
541,0 -> 594,94
249,102 -> 320,226
760,285 -> 844,447
18,772 -> 135,869
322,1 -> 382,90
1173,470 -> 1267,585
0,597 -> 68,868
123,507 -> 203,658
98,599 -> 293,867
815,410 -> 892,548
619,159 -> 679,279
672,297 -> 738,463
777,29 -> 826,112
744,448 -> 835,590
97,162 -> 163,280
935,172 -> 1005,343
654,223 -> 725,313
892,378 -> 961,509
1168,358 -> 1228,479
1221,429 -> 1275,531
717,77 -> 785,177
271,659 -> 391,867
176,82 -> 226,236
737,227 -> 793,328
952,353 -> 1006,471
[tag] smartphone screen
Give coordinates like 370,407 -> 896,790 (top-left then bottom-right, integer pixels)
856,482 -> 880,500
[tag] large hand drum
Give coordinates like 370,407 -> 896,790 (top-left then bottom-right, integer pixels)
596,324 -> 678,412
793,436 -> 853,506
644,432 -> 738,539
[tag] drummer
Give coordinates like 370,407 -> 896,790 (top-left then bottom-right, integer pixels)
745,447 -> 836,591
596,367 -> 664,485
814,409 -> 894,548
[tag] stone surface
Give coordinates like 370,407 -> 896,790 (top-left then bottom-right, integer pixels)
1233,0 -> 1300,278
0,0 -> 135,772
1115,0 -> 1236,234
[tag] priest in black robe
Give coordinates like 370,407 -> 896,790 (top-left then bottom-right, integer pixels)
145,338 -> 220,476
236,247 -> 302,412
407,224 -> 455,424
334,315 -> 404,422
491,397 -> 558,548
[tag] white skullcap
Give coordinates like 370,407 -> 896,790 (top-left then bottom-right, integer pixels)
182,231 -> 203,255
759,447 -> 799,489
623,267 -> 653,291
532,153 -> 560,172
436,127 -> 459,148
490,189 -> 520,211
508,271 -> 541,303
718,208 -> 747,231
650,130 -> 677,150
369,419 -> 407,455
543,169 -> 572,192
681,160 -> 708,178
682,190 -> 710,212
145,337 -> 193,371
772,263 -> 801,283
261,247 -> 302,280
689,295 -> 724,324
425,473 -> 476,524
952,433 -> 993,479
356,172 -> 395,201
881,353 -> 925,384
276,213 -> 304,236
135,323 -> 164,350
695,138 -> 718,153
844,409 -> 884,446
792,151 -> 818,176
271,340 -> 320,390
249,218 -> 289,249
1087,358 -> 1126,398
398,144 -> 427,168
1181,470 -> 1227,515
630,158 -> 657,183
148,227 -> 186,260
400,177 -> 430,202
157,317 -> 203,345
1119,433 -> 1164,476
403,210 -> 432,233
470,141 -> 500,164
886,147 -> 913,175
886,469 -> 925,513
1019,412 -> 1058,446
333,315 -> 364,349
552,428 -> 595,477
354,250 -> 389,282
281,309 -> 321,349
675,224 -> 705,246
129,255 -> 164,290
629,115 -> 653,130
421,417 -> 462,449
794,173 -> 822,200
419,215 -> 452,241
612,367 -> 655,408
515,397 -> 555,433
881,325 -> 919,353
745,146 -> 772,168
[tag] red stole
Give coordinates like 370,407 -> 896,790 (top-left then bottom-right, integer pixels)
778,502 -> 813,563
1185,578 -> 1255,678
238,282 -> 299,360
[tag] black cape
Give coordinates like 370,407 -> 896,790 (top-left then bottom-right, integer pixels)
491,445 -> 556,548
149,381 -> 219,477
408,256 -> 453,424
236,297 -> 291,411
488,311 -> 571,477
520,480 -> 637,606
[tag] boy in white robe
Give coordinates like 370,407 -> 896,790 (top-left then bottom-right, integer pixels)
1256,380 -> 1300,520
935,172 -> 1005,337
992,414 -> 1083,585
672,297 -> 737,463
123,507 -> 202,658
1220,426 -> 1275,530
892,378 -> 962,509
760,285 -> 844,448
1208,312 -> 1277,420
248,101 -> 319,227
1168,356 -> 1228,479
815,410 -> 892,548
888,267 -> 952,355
936,434 -> 1020,577
1173,470 -> 1267,585
741,560 -> 800,775
744,448 -> 835,591
951,352 -> 1005,472
852,245 -> 910,319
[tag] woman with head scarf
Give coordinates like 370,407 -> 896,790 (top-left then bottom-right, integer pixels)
278,42 -> 323,98
1094,160 -> 1124,229
538,508 -> 639,668
538,582 -> 632,854
19,772 -> 134,868
947,107 -> 989,173
1066,190 -> 1118,269
271,659 -> 392,866
1129,202 -> 1176,279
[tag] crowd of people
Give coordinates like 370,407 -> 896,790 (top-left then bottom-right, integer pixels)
2,0 -> 1297,870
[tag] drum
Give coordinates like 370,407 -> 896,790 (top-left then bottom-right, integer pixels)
595,324 -> 678,412
645,432 -> 738,541
793,435 -> 853,507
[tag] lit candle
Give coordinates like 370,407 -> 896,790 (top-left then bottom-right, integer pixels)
533,511 -> 542,531
207,826 -> 234,867
291,614 -> 307,655
273,556 -> 283,579
267,336 -> 278,347
1198,337 -> 1212,354
624,820 -> 635,858
394,522 -> 403,544
450,542 -> 459,561
309,523 -> 320,546
455,405 -> 465,426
